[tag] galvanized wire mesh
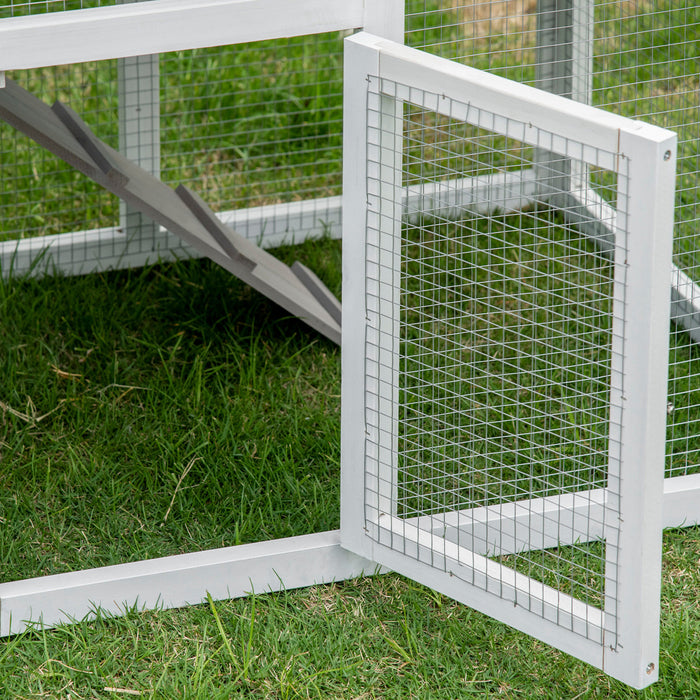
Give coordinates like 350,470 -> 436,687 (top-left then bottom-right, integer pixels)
406,0 -> 700,479
0,0 -> 133,17
364,77 -> 627,642
0,63 -> 120,242
0,31 -> 346,253
159,32 -> 345,223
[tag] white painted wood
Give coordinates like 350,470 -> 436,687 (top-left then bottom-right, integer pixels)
0,71 -> 5,89
340,33 -> 381,560
600,128 -> 677,688
601,162 -> 628,672
532,0 -> 592,103
571,0 -> 594,105
668,267 -> 700,345
533,0 -> 573,200
417,476 -> 700,557
363,0 -> 404,43
0,531 -> 381,637
355,33 -> 671,162
372,80 -> 403,524
556,184 -> 700,344
663,474 -> 700,527
556,187 -> 616,253
218,197 -> 343,250
374,513 -> 605,637
118,42 -> 162,254
535,0 -> 574,98
390,76 -> 620,168
0,197 -> 342,279
365,516 -> 608,671
418,489 -> 608,557
404,170 -> 539,221
533,0 -> 594,217
0,0 -> 364,71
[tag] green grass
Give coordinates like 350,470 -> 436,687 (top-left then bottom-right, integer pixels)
0,238 -> 343,580
1,239 -> 700,698
0,537 -> 698,699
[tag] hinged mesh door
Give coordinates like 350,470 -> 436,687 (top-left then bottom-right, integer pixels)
367,72 -> 626,646
341,34 -> 676,689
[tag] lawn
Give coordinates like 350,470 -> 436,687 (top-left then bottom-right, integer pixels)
1,252 -> 699,698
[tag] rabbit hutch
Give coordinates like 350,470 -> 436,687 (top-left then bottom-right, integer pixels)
0,0 -> 697,690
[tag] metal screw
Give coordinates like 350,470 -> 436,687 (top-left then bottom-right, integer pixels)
646,662 -> 655,674
664,150 -> 672,161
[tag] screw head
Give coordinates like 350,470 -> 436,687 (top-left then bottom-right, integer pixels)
664,150 -> 672,161
646,662 -> 656,674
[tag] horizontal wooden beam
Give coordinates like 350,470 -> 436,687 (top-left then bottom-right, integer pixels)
1,478 -> 697,637
0,0 -> 363,71
0,530 -> 381,637
418,475 -> 700,558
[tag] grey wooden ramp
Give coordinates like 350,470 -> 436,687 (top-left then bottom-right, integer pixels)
0,79 -> 341,345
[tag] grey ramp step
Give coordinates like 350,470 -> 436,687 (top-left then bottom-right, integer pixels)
0,78 -> 105,184
0,78 -> 341,344
291,261 -> 342,327
176,185 -> 342,344
52,99 -> 235,264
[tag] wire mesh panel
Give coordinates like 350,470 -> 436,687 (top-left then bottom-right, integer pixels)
386,97 -> 621,618
406,0 -> 700,486
159,33 -> 346,234
0,61 -> 121,251
0,0 -> 130,17
0,45 -> 348,275
0,0 -> 374,276
373,74 -> 624,647
341,33 -> 676,688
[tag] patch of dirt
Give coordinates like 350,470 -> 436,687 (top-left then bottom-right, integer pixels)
450,0 -> 539,38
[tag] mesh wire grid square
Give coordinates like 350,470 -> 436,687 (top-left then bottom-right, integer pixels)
0,60 -> 121,243
159,33 -> 345,217
363,77 -> 628,643
0,31 -> 346,259
405,0 -> 700,479
0,0 -> 149,17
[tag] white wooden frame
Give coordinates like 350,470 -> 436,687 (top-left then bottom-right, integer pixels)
0,0 -> 363,70
0,0 -> 404,638
0,531 -> 380,637
117,13 -> 162,249
341,32 -> 677,688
